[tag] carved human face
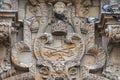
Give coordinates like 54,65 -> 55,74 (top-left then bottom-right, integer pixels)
54,2 -> 66,14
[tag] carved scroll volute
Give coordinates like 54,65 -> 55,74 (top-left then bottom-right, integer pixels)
11,41 -> 33,71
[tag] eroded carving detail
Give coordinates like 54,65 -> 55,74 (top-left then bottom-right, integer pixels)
0,0 -> 18,10
1,0 -> 120,80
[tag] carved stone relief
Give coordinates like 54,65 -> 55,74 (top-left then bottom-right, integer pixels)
0,0 -> 18,10
0,0 -> 120,80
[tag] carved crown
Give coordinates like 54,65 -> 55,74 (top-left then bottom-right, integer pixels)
52,20 -> 67,36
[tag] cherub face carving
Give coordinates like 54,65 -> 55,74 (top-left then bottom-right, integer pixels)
54,2 -> 66,14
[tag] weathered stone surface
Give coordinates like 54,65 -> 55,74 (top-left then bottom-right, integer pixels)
0,0 -> 120,80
